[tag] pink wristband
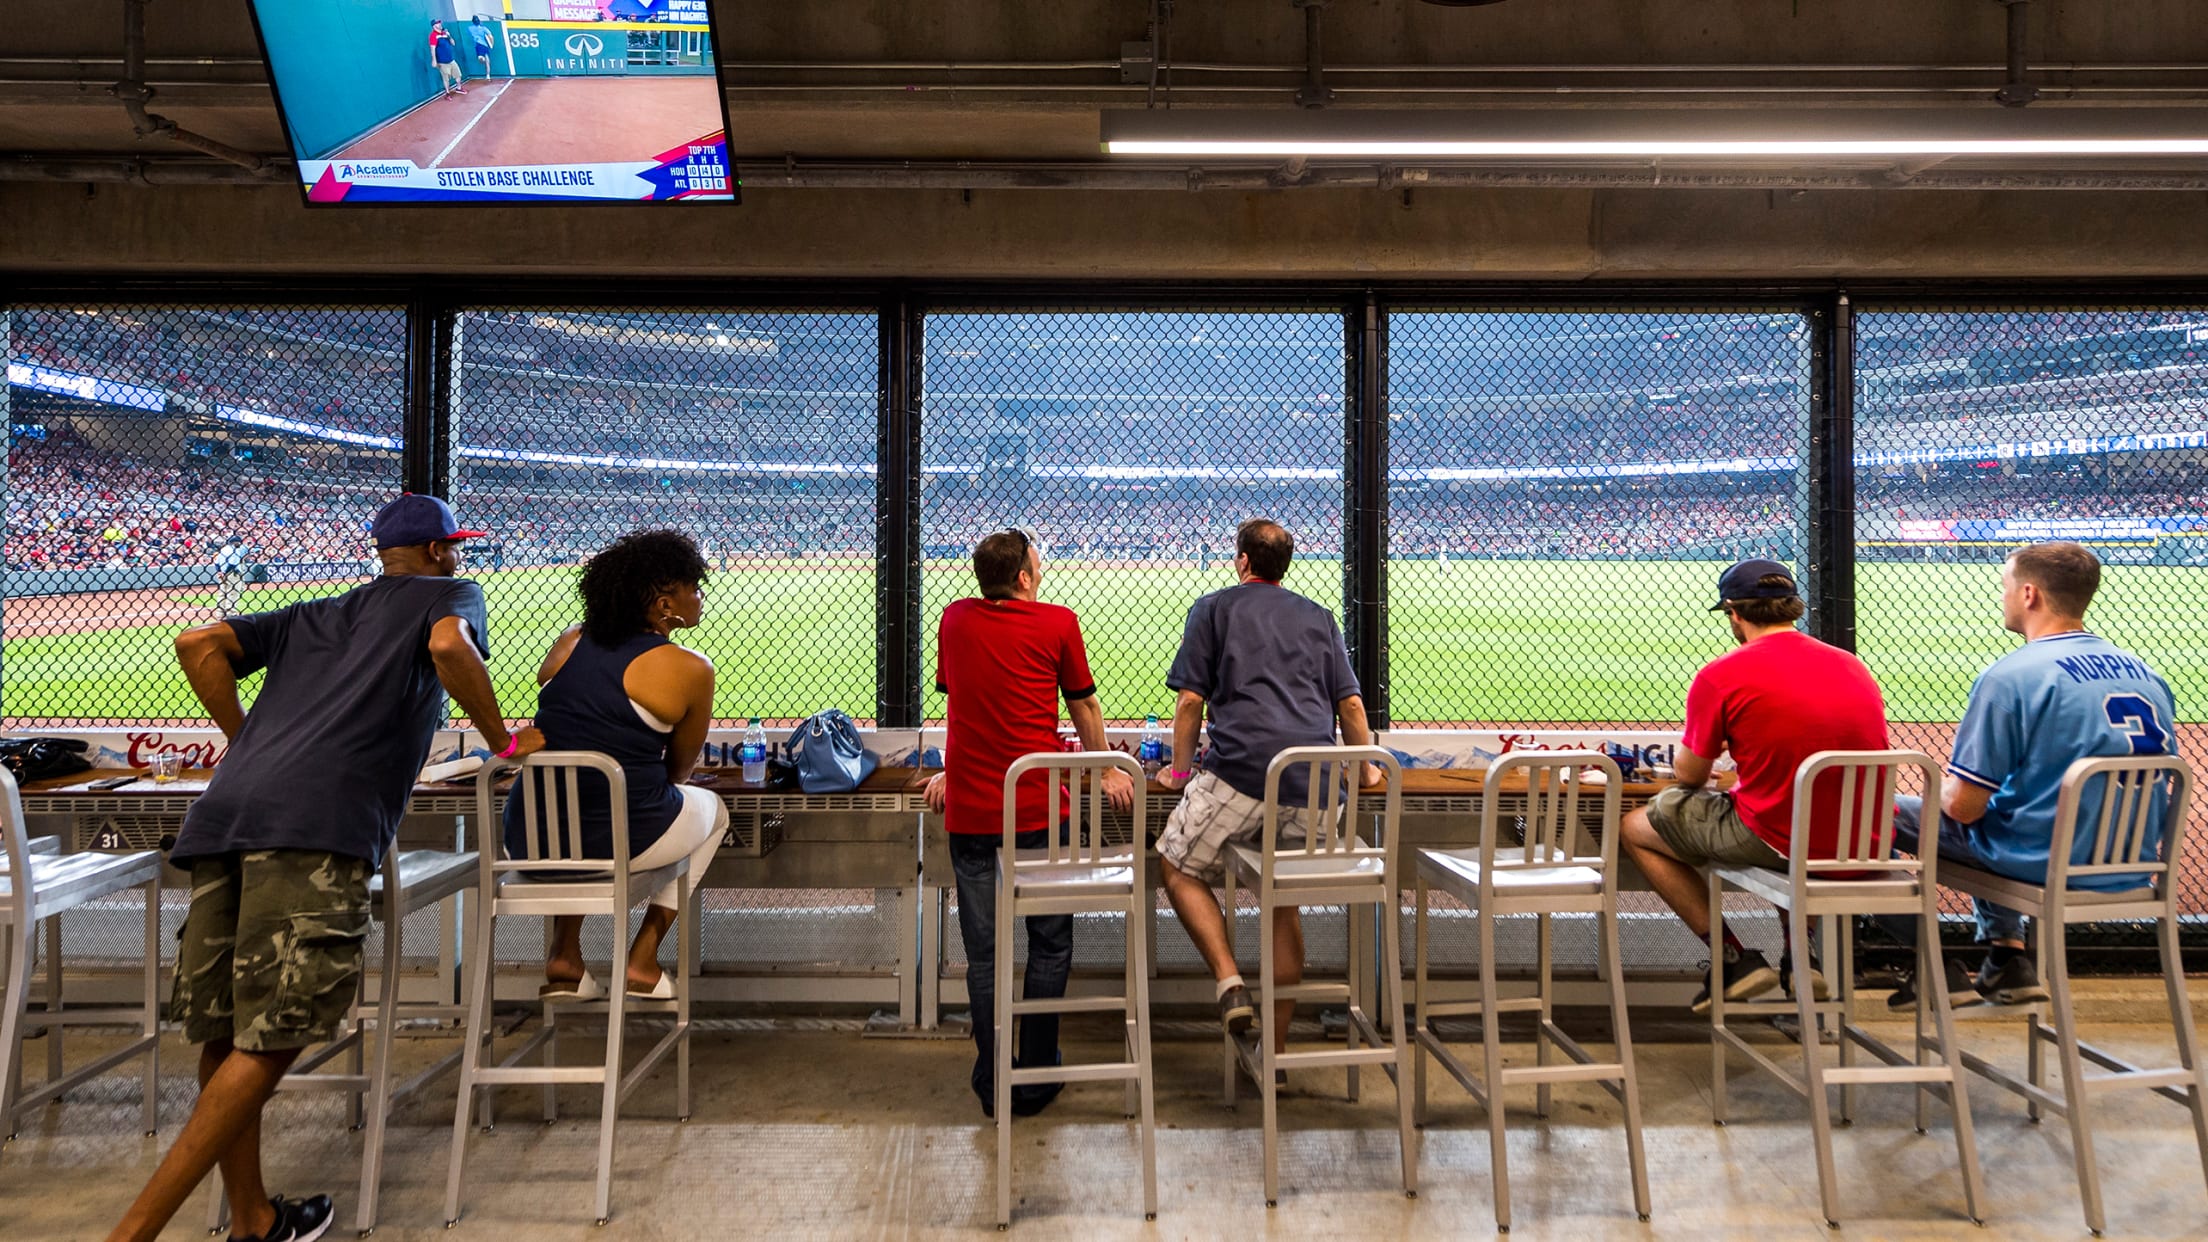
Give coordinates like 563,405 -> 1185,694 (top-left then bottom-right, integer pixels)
496,736 -> 520,760
1167,768 -> 1193,781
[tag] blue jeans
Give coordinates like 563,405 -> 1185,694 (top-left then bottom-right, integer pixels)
949,829 -> 1073,1111
1890,795 -> 2029,945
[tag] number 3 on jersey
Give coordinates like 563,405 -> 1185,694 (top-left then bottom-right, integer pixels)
2103,693 -> 2171,756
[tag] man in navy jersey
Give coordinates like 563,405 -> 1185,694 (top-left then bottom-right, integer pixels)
111,494 -> 538,1242
926,529 -> 1135,1117
1889,541 -> 2178,1008
1155,519 -> 1376,1062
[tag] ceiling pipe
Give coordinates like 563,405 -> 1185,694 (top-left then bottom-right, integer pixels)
10,155 -> 2208,192
114,0 -> 275,175
1995,0 -> 2041,107
1293,0 -> 1332,108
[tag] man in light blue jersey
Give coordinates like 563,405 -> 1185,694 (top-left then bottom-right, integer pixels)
1890,541 -> 2179,1008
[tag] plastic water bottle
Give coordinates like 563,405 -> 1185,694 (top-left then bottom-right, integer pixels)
1137,714 -> 1164,774
739,718 -> 768,784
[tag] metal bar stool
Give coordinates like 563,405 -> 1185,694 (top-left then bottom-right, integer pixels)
991,751 -> 1156,1229
1709,749 -> 1984,1228
1411,749 -> 1650,1231
443,753 -> 695,1228
1929,753 -> 2204,1237
1219,745 -> 1417,1208
205,847 -> 480,1236
0,770 -> 162,1154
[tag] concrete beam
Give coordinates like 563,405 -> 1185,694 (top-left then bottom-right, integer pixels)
6,179 -> 2208,281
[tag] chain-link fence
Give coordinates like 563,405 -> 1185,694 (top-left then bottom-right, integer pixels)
917,309 -> 1347,727
5,305 -> 407,725
1386,309 -> 1813,726
1855,307 -> 2208,916
448,308 -> 879,727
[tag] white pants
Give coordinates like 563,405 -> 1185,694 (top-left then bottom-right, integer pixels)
628,784 -> 727,910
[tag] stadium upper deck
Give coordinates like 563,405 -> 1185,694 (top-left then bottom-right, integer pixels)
7,304 -> 2206,576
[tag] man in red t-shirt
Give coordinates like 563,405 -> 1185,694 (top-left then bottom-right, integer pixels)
1619,559 -> 1891,1014
924,529 -> 1134,1117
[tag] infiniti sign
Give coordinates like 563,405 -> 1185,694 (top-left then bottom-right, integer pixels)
564,33 -> 603,56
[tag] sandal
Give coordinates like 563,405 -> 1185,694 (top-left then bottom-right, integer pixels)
540,970 -> 604,1003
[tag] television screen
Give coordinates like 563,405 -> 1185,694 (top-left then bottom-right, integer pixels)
246,1 -> 736,205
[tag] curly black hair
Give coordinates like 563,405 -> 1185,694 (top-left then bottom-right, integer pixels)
577,529 -> 708,646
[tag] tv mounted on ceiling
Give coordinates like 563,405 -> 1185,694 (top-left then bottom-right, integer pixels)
246,1 -> 737,205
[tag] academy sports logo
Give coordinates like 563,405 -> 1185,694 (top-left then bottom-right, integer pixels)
564,33 -> 603,56
337,162 -> 411,179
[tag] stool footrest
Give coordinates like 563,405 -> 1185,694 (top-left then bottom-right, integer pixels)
2086,1067 -> 2195,1095
1006,1061 -> 1140,1087
1822,1065 -> 1957,1086
472,1066 -> 604,1086
17,1006 -> 156,1029
1268,1046 -> 1402,1071
1502,1062 -> 1627,1087
1006,995 -> 1129,1017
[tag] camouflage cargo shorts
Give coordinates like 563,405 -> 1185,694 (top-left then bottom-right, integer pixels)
169,849 -> 373,1052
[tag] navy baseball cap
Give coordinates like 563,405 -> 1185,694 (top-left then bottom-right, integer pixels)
371,494 -> 486,550
1710,558 -> 1799,611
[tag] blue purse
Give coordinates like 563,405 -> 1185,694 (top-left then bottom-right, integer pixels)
785,709 -> 879,793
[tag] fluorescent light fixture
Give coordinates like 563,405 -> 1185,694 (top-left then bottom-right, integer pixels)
1100,108 -> 2208,159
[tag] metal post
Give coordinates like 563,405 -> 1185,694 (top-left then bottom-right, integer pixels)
403,295 -> 454,498
1805,293 -> 1857,652
877,295 -> 923,727
1344,292 -> 1389,725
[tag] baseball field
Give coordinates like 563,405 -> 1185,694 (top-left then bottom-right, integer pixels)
3,558 -> 2203,728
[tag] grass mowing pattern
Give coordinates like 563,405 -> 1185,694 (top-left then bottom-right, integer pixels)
5,559 -> 2202,726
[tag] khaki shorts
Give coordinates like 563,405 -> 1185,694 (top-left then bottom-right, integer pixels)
1156,770 -> 1345,886
1644,786 -> 1786,869
169,849 -> 373,1052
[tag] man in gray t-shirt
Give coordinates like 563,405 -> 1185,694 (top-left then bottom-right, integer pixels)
112,494 -> 541,1242
1155,519 -> 1377,1060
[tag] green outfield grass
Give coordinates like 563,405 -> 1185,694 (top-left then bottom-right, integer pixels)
4,558 -> 2202,725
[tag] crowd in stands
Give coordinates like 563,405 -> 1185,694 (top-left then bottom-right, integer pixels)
9,306 -> 2208,577
1854,310 -> 2200,373
18,416 -> 2203,579
5,436 -> 383,572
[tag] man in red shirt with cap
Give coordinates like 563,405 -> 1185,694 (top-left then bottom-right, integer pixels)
925,529 -> 1134,1117
1618,558 -> 1892,1015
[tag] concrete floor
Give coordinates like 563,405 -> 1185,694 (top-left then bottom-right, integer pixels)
4,1008 -> 2207,1240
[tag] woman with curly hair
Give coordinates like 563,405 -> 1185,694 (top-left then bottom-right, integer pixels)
503,529 -> 727,1000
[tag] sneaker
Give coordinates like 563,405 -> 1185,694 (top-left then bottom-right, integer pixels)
229,1194 -> 333,1242
1689,949 -> 1781,1016
1975,955 -> 2051,1006
1235,1050 -> 1288,1089
1886,955 -> 1983,1011
1217,985 -> 1256,1036
1778,953 -> 1831,1001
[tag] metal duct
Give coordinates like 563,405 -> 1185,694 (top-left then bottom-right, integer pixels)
8,156 -> 2208,192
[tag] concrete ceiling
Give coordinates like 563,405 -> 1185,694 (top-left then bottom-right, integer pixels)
5,0 -> 2207,169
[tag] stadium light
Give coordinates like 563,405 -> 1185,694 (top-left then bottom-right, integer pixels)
1099,108 -> 2208,159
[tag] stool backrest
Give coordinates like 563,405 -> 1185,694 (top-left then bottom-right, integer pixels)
0,768 -> 31,923
476,751 -> 633,886
1000,751 -> 1146,872
1259,745 -> 1401,877
2047,753 -> 2194,896
1787,750 -> 1941,885
1479,750 -> 1619,884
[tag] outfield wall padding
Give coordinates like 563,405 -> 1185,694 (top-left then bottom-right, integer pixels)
4,560 -> 365,599
255,0 -> 469,159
